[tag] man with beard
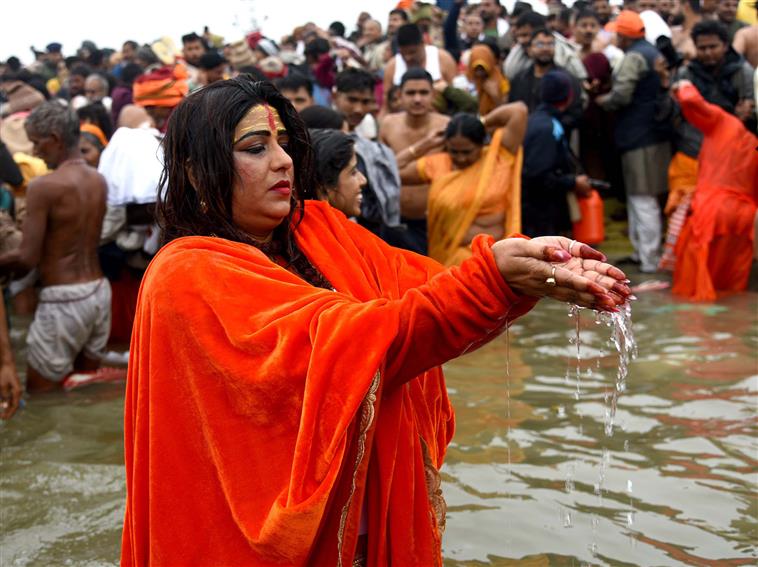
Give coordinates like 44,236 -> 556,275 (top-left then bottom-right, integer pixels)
593,0 -> 613,25
676,19 -> 755,124
480,0 -> 510,38
58,63 -> 91,101
181,32 -> 208,89
717,0 -> 748,42
380,68 -> 450,254
504,11 -> 587,80
672,0 -> 703,61
509,28 -> 584,131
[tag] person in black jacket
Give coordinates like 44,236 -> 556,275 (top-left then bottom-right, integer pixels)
508,28 -> 584,132
521,70 -> 593,237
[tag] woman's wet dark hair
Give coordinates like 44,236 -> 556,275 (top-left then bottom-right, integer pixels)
309,129 -> 355,197
158,76 -> 316,257
444,113 -> 487,145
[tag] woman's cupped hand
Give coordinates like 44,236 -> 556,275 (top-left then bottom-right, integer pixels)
492,236 -> 632,312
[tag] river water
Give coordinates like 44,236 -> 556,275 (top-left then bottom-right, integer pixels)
1,290 -> 756,566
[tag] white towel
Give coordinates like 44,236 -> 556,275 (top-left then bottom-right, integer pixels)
98,126 -> 164,206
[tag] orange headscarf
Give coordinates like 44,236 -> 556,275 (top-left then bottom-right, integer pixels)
80,123 -> 108,147
466,44 -> 510,116
132,65 -> 189,108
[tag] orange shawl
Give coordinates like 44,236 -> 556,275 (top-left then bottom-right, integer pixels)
132,65 -> 189,108
672,84 -> 758,301
121,201 -> 535,566
466,44 -> 510,116
420,128 -> 522,266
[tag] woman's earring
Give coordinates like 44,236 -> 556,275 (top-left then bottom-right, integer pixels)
200,199 -> 208,213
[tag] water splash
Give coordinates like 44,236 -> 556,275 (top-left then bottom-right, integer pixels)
567,304 -> 583,400
595,304 -> 637,436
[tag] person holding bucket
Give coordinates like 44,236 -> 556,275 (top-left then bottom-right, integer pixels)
521,69 -> 603,243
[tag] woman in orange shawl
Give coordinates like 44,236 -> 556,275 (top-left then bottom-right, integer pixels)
120,78 -> 630,567
672,81 -> 758,301
466,43 -> 510,116
401,102 -> 526,266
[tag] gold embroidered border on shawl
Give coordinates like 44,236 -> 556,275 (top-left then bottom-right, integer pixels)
336,370 -> 381,567
420,437 -> 447,538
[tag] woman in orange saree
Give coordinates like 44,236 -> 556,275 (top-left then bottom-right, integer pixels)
401,103 -> 527,266
120,79 -> 630,567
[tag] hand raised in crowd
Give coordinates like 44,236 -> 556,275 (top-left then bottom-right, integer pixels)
574,174 -> 593,198
492,236 -> 631,312
432,79 -> 449,93
482,76 -> 504,102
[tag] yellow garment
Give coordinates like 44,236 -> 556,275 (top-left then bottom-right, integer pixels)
466,44 -> 510,116
737,0 -> 756,24
420,128 -> 522,266
46,77 -> 61,96
12,152 -> 48,194
665,151 -> 698,216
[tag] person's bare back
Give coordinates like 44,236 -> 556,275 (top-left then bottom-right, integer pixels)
30,160 -> 106,286
733,25 -> 758,68
380,111 -> 450,218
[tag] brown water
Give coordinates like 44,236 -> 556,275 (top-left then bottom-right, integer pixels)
1,291 -> 756,566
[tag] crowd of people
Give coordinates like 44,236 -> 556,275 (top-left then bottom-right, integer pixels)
0,1 -> 755,561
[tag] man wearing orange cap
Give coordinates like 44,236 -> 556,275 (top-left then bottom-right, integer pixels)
597,10 -> 672,273
132,65 -> 189,133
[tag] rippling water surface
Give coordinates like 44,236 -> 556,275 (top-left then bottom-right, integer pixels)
1,291 -> 756,566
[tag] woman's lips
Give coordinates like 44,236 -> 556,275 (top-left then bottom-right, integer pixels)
269,181 -> 291,195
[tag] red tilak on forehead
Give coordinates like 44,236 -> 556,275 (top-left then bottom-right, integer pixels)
264,104 -> 277,132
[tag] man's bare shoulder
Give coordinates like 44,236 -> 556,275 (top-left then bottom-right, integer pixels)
26,172 -> 59,197
379,112 -> 406,144
736,24 -> 758,41
28,166 -> 106,199
380,112 -> 404,127
431,112 -> 451,128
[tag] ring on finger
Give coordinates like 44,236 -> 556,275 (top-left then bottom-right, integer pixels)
545,265 -> 557,287
568,240 -> 578,254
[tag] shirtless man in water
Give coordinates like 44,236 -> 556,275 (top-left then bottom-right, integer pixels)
380,68 -> 449,253
0,101 -> 110,392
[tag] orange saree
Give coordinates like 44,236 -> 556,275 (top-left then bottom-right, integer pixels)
420,128 -> 522,266
672,84 -> 758,301
120,200 -> 536,566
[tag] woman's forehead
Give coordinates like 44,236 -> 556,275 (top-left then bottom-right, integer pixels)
446,134 -> 479,148
233,104 -> 286,143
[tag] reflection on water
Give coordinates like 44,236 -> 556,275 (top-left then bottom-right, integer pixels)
442,291 -> 757,566
1,292 -> 756,566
